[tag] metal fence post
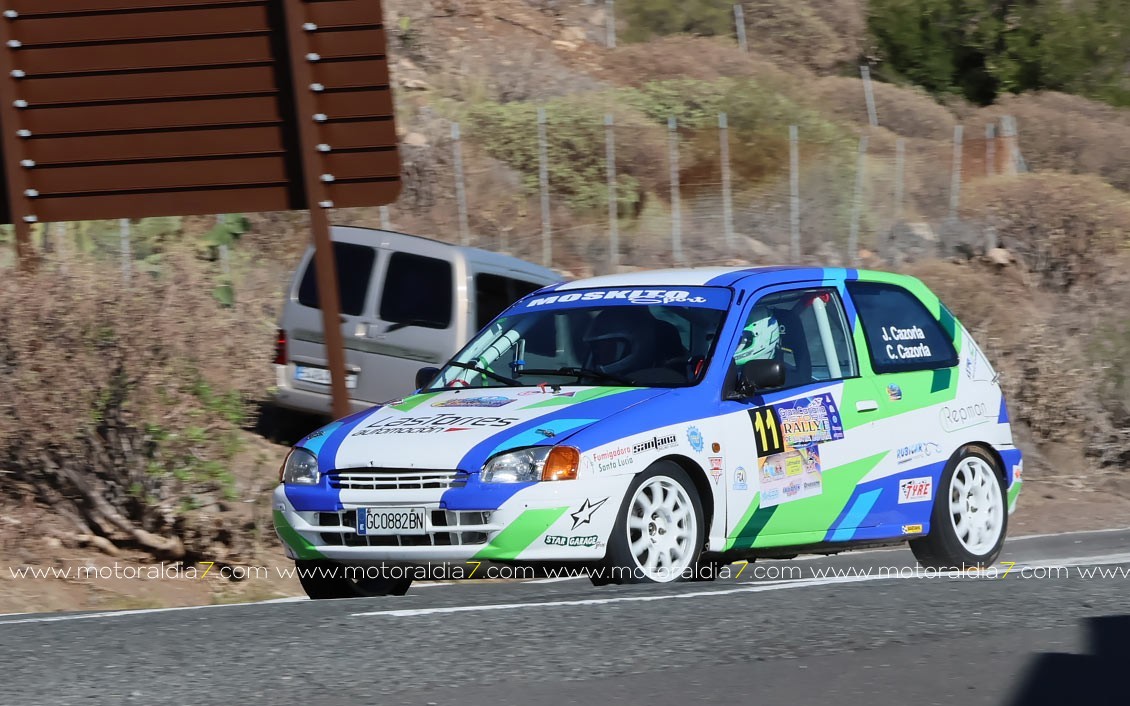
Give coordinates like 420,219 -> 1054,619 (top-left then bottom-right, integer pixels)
893,137 -> 906,243
605,113 -> 619,271
985,123 -> 996,177
847,134 -> 869,267
733,5 -> 748,53
451,122 -> 470,246
605,0 -> 616,49
949,124 -> 964,221
537,107 -> 551,267
54,221 -> 68,273
719,113 -> 735,256
119,217 -> 131,284
860,66 -> 878,128
789,125 -> 800,262
379,206 -> 392,230
668,116 -> 683,265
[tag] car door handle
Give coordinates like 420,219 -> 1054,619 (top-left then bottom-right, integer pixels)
856,400 -> 879,412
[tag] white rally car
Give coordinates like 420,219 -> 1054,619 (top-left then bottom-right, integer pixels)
274,267 -> 1022,597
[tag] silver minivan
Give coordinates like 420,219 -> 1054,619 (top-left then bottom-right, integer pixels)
272,227 -> 562,416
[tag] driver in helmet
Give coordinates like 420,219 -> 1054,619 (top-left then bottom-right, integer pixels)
734,307 -> 782,366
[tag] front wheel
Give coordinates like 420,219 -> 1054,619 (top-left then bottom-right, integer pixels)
910,446 -> 1007,570
596,462 -> 705,585
295,560 -> 413,599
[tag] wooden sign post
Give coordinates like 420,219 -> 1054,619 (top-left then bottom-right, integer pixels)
0,0 -> 401,419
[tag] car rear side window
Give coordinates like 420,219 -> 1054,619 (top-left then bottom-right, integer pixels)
848,282 -> 958,373
380,252 -> 453,329
475,274 -> 544,331
297,242 -> 376,317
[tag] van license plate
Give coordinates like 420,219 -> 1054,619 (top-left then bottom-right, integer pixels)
357,507 -> 428,536
295,365 -> 357,389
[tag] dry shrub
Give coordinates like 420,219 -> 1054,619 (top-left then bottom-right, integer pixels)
959,92 -> 1130,192
0,247 -> 280,560
806,76 -> 956,141
742,0 -> 865,73
961,172 -> 1130,291
600,36 -> 797,87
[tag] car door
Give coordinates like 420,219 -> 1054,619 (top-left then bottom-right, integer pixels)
839,279 -> 963,535
723,282 -> 879,548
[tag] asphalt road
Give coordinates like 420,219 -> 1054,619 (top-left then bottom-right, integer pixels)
2,528 -> 1128,706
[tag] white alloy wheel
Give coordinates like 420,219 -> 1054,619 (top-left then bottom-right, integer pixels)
626,475 -> 699,582
947,456 -> 1004,555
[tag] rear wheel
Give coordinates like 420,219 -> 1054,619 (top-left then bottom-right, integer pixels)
295,560 -> 413,599
595,462 -> 704,585
910,447 -> 1007,570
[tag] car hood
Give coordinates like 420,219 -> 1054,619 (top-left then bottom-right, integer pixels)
306,386 -> 673,471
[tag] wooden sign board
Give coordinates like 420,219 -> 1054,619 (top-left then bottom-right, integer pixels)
0,0 -> 402,418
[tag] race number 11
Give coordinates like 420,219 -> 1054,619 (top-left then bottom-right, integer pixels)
749,406 -> 785,457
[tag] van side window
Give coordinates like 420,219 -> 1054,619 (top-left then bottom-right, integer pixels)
380,253 -> 453,329
847,282 -> 958,373
474,274 -> 544,331
735,289 -> 857,389
297,242 -> 376,316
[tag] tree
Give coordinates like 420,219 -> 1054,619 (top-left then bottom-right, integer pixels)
868,0 -> 1130,106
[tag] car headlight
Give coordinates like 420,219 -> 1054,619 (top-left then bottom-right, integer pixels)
482,446 -> 580,483
280,448 -> 320,485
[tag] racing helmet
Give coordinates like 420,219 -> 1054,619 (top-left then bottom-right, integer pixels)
734,307 -> 781,365
582,309 -> 657,376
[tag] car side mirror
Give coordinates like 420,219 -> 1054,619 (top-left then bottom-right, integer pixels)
415,366 -> 440,390
736,359 -> 786,397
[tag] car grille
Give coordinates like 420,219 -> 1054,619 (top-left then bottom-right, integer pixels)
315,509 -> 491,547
328,468 -> 467,491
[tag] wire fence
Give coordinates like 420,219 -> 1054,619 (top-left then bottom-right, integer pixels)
367,110 -> 1027,276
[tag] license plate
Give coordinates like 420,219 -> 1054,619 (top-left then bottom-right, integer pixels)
357,507 -> 428,536
295,365 -> 357,389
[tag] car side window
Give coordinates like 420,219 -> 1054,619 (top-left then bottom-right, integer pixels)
847,282 -> 958,373
734,288 -> 857,389
380,252 -> 453,329
297,242 -> 376,317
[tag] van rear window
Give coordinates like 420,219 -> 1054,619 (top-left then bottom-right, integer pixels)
297,242 -> 376,316
380,252 -> 453,329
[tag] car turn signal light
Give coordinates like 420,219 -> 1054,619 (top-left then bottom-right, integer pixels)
542,446 -> 580,481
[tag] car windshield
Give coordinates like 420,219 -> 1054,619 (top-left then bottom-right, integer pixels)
426,286 -> 732,389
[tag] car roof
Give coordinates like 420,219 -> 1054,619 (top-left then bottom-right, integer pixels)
553,266 -> 925,294
329,226 -> 561,282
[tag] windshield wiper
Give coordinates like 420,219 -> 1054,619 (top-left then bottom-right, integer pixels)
520,367 -> 634,386
445,360 -> 523,387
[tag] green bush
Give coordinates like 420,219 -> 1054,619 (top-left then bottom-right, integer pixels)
619,0 -> 736,43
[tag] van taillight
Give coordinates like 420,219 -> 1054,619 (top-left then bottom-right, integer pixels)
274,329 -> 288,365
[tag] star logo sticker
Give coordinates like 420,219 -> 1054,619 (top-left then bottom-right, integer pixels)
570,497 -> 608,530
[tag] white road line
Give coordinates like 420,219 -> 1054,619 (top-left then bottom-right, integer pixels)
0,595 -> 304,626
527,576 -> 587,584
1010,527 -> 1130,541
354,553 -> 1130,619
352,574 -> 899,618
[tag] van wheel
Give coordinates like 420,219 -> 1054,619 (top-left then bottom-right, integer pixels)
910,447 -> 1007,570
596,462 -> 704,585
295,561 -> 413,599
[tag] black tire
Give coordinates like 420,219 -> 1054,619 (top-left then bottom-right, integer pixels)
910,446 -> 1008,570
594,461 -> 705,585
295,560 -> 413,599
